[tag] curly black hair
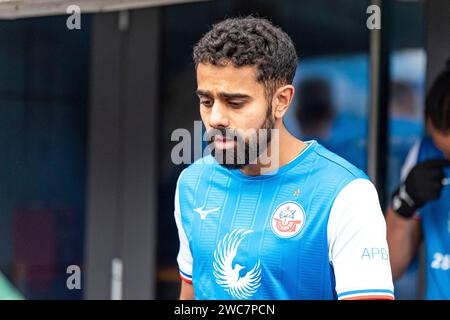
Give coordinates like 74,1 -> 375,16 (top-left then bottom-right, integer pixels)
193,16 -> 298,100
426,59 -> 450,133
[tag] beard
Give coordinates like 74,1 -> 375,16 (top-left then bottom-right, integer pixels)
205,107 -> 275,170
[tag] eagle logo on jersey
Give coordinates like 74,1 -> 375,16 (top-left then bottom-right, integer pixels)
213,229 -> 261,299
271,201 -> 306,238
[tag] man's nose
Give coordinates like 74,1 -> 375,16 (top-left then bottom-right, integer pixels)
209,102 -> 230,128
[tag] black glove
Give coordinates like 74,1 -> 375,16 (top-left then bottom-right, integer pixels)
391,159 -> 450,219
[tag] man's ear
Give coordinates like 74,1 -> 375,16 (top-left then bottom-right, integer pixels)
272,85 -> 295,119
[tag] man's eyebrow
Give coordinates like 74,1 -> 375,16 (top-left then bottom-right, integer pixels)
220,92 -> 251,100
196,90 -> 251,100
196,90 -> 212,97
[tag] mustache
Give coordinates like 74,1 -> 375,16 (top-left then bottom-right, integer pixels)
205,127 -> 244,143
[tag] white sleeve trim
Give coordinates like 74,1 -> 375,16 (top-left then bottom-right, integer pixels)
328,178 -> 394,299
174,172 -> 193,281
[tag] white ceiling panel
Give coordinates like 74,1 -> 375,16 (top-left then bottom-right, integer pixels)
0,0 -> 207,19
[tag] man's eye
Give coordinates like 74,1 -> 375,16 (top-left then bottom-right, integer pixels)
228,101 -> 243,108
200,100 -> 213,107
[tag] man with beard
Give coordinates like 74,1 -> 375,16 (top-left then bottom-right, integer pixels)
174,17 -> 394,300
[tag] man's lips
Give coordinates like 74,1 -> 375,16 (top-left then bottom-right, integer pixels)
213,136 -> 236,149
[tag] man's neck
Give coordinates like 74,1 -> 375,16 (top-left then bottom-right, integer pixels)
239,124 -> 306,176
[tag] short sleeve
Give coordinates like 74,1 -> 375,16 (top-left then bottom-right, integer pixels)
174,173 -> 193,284
328,178 -> 395,300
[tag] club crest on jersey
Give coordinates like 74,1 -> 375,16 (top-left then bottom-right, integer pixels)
271,201 -> 306,238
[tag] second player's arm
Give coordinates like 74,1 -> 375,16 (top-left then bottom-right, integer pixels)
386,158 -> 450,280
386,206 -> 422,281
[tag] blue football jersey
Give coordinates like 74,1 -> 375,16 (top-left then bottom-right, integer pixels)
412,137 -> 450,299
175,141 -> 394,300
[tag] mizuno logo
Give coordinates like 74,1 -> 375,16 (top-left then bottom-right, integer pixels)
194,206 -> 220,220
